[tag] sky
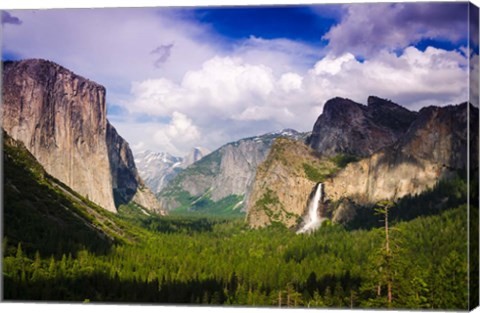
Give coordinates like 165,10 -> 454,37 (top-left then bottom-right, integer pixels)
1,1 -> 478,156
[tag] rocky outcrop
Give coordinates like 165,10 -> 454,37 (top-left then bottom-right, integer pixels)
181,147 -> 211,169
324,103 -> 477,223
246,138 -> 338,228
307,96 -> 417,157
2,59 -> 163,214
158,129 -> 306,213
2,59 -> 116,211
246,97 -> 476,228
106,122 -> 165,214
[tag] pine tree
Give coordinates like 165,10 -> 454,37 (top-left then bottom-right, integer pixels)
374,200 -> 395,307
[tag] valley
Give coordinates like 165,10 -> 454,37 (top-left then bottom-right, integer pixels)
1,58 -> 478,309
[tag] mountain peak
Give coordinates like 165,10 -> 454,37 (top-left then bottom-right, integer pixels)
309,96 -> 416,157
182,146 -> 211,168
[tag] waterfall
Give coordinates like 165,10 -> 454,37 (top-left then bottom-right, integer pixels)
297,183 -> 324,234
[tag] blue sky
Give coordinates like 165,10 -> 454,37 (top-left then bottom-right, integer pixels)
191,6 -> 339,44
1,2 -> 477,156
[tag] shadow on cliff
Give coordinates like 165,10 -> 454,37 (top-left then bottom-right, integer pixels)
3,132 -> 114,258
106,121 -> 140,208
342,172 -> 469,231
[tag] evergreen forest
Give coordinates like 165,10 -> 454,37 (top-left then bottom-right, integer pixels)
2,131 -> 478,309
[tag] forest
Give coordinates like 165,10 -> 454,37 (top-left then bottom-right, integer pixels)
2,131 -> 476,309
2,205 -> 472,309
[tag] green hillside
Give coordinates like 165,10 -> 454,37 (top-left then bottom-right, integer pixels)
2,130 -> 474,309
2,131 -> 147,258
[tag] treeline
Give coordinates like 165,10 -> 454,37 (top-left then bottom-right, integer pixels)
3,206 -> 469,309
345,174 -> 469,230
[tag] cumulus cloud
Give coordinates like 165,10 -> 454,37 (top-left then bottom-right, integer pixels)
152,111 -> 201,156
278,72 -> 303,92
122,46 -> 468,155
324,2 -> 468,57
307,47 -> 468,109
2,5 -> 472,156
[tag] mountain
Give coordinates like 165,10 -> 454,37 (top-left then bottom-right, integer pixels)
326,102 -> 478,224
246,137 -> 339,228
2,59 -> 164,214
134,147 -> 210,194
307,96 -> 417,157
246,97 -> 477,229
158,129 -> 307,215
182,147 -> 211,168
106,122 -> 165,214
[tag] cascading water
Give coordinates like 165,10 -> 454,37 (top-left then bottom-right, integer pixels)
297,183 -> 324,234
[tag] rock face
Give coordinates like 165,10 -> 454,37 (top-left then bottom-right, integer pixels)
2,59 -> 163,214
307,96 -> 417,157
325,103 -> 477,223
182,147 -> 211,168
134,147 -> 210,194
106,122 -> 165,214
246,138 -> 337,228
158,129 -> 306,213
246,97 -> 477,228
2,59 -> 116,211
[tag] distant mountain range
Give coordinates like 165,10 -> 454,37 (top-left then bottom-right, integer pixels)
157,129 -> 309,215
134,147 -> 210,194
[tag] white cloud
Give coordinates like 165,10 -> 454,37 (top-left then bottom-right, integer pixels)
3,5 -> 472,156
306,47 -> 468,110
152,112 -> 201,156
121,46 -> 468,155
278,73 -> 303,92
129,56 -> 282,120
312,53 -> 355,75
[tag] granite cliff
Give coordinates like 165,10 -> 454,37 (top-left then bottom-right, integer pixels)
158,129 -> 307,214
326,102 -> 477,224
246,97 -> 476,228
307,96 -> 417,157
2,59 -> 163,214
246,138 -> 338,228
106,122 -> 165,214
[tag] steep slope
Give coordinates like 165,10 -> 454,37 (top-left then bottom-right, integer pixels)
246,138 -> 339,228
307,96 -> 417,157
326,102 -> 477,224
2,131 -> 140,257
246,98 -> 476,229
2,59 -> 115,211
182,147 -> 211,168
158,129 -> 306,214
107,122 -> 165,215
134,147 -> 210,194
2,59 -> 163,213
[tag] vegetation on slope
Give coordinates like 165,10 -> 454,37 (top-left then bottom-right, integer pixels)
2,131 -> 146,258
3,206 -> 469,309
344,173 -> 470,230
2,130 -> 472,309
